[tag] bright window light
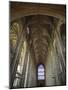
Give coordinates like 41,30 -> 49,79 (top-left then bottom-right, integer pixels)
38,64 -> 45,80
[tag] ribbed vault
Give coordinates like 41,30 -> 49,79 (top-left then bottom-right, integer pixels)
10,2 -> 66,88
25,15 -> 55,64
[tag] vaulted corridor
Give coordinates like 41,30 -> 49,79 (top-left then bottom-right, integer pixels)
9,2 -> 66,89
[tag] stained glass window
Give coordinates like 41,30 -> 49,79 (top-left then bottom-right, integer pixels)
38,64 -> 45,80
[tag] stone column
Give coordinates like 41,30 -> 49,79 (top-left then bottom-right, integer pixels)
10,20 -> 26,88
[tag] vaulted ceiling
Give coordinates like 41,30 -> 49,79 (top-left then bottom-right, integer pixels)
26,15 -> 54,63
10,2 -> 66,64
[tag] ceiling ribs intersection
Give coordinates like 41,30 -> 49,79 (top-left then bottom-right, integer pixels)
27,15 -> 53,63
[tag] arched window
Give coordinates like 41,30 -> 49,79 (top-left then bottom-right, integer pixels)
38,64 -> 45,80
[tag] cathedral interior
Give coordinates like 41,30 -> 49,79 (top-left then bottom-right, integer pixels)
9,2 -> 66,89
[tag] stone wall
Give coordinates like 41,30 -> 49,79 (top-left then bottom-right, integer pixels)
45,27 -> 66,86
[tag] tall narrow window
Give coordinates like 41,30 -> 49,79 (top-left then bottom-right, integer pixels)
38,64 -> 45,80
